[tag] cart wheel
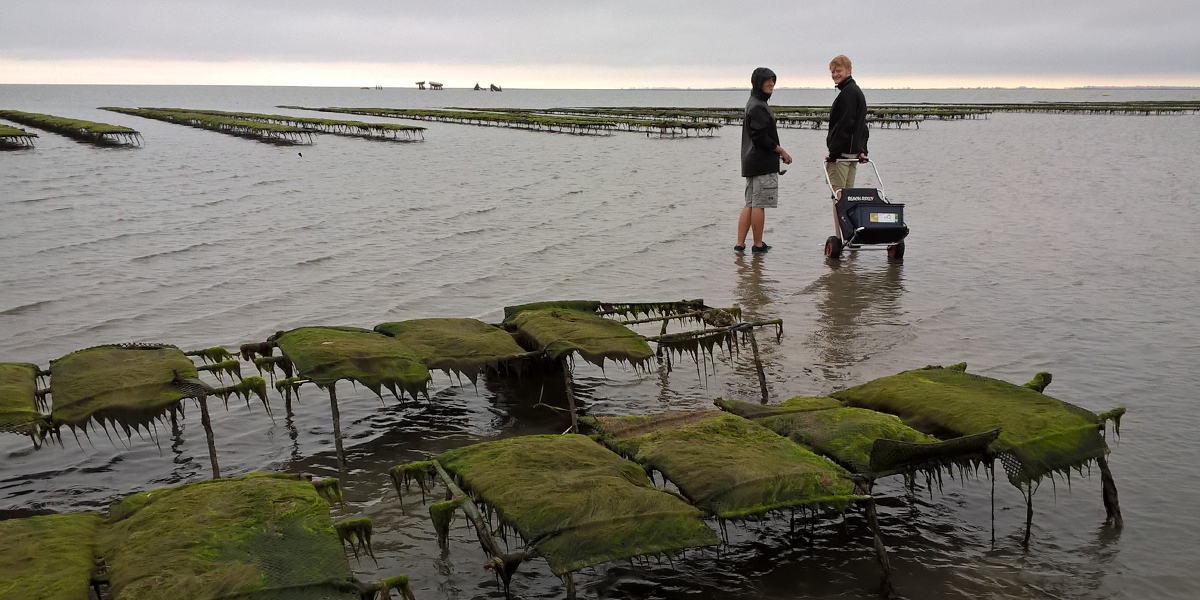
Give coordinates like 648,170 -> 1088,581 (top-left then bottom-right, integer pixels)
824,236 -> 842,258
887,241 -> 905,261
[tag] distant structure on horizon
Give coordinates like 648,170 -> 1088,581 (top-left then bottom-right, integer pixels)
416,81 -> 425,90
429,82 -> 443,90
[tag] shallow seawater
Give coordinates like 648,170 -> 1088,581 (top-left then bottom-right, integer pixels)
2,85 -> 1199,599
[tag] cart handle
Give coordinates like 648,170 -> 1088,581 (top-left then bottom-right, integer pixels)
821,158 -> 887,201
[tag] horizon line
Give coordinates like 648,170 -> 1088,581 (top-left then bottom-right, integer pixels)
3,83 -> 1199,91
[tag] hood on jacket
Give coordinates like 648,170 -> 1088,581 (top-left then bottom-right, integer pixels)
751,67 -> 777,101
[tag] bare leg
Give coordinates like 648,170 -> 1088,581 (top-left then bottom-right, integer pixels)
751,208 -> 765,247
736,207 -> 752,247
831,193 -> 843,239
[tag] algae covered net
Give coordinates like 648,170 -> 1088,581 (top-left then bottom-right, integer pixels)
435,434 -> 718,574
373,318 -> 528,380
0,362 -> 46,436
99,473 -> 362,600
503,306 -> 653,367
47,344 -> 206,430
588,411 -> 860,519
0,512 -> 102,600
270,326 -> 431,399
721,396 -> 998,477
831,364 -> 1122,485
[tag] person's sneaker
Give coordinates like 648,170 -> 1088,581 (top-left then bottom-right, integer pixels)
751,242 -> 771,253
733,244 -> 745,253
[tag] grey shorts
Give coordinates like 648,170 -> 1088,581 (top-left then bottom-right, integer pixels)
744,173 -> 779,209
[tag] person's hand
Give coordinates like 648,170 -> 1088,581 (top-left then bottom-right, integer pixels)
825,155 -> 836,163
780,149 -> 793,164
858,153 -> 868,163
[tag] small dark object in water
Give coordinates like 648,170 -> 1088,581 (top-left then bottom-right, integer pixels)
490,84 -> 502,92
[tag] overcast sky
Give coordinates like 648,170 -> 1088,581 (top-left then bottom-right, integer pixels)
2,0 -> 1198,87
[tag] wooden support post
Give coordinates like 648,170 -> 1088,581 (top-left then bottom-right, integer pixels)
1097,456 -> 1123,528
990,462 -> 996,546
858,479 -> 895,598
1023,483 -> 1034,548
432,461 -> 526,594
328,383 -> 346,471
563,365 -> 579,433
746,329 -> 769,404
562,573 -> 577,599
197,395 -> 220,479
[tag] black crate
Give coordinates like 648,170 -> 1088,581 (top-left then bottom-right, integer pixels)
847,202 -> 904,230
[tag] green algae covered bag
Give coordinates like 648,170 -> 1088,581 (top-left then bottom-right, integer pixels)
99,473 -> 360,600
0,513 -> 102,600
436,434 -> 717,574
832,365 -> 1118,484
592,411 -> 860,518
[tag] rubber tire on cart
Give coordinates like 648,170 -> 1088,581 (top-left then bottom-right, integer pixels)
887,240 -> 905,261
824,236 -> 842,258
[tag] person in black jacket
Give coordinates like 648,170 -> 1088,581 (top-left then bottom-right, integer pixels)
825,55 -> 868,195
737,67 -> 792,253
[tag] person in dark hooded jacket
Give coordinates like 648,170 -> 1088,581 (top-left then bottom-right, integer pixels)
737,67 -> 792,253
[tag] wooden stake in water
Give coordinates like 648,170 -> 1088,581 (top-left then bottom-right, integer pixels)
328,383 -> 346,471
563,365 -> 579,433
1098,456 -> 1123,528
857,478 -> 895,598
747,329 -> 769,404
432,461 -> 526,595
198,395 -> 220,479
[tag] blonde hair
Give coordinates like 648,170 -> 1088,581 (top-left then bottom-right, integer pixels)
829,55 -> 852,71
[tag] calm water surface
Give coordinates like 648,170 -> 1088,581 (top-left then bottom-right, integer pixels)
2,85 -> 1199,599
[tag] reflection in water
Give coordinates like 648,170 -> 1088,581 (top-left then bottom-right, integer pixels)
804,255 -> 906,369
733,254 -> 775,318
731,254 -> 781,401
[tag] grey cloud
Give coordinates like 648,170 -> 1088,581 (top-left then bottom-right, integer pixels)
1,0 -> 1197,76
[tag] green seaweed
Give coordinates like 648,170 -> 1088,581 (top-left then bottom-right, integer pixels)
253,356 -> 294,379
313,478 -> 344,507
48,344 -> 202,430
594,412 -> 860,519
715,396 -> 845,420
0,512 -> 102,600
429,496 -> 466,545
334,518 -> 375,561
388,461 -> 436,503
101,108 -> 313,145
436,434 -> 718,574
211,376 -> 269,409
274,377 -> 306,401
184,347 -> 235,364
0,109 -> 140,146
367,575 -> 415,600
1023,372 -> 1053,392
197,359 -> 242,382
270,327 -> 430,400
100,472 -> 359,600
756,407 -> 939,474
507,308 -> 653,367
832,365 -> 1116,485
239,342 -> 275,362
503,300 -> 603,322
1,362 -> 46,436
373,318 -> 528,380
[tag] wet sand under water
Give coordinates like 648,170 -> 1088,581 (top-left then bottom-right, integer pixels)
2,85 -> 1199,599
